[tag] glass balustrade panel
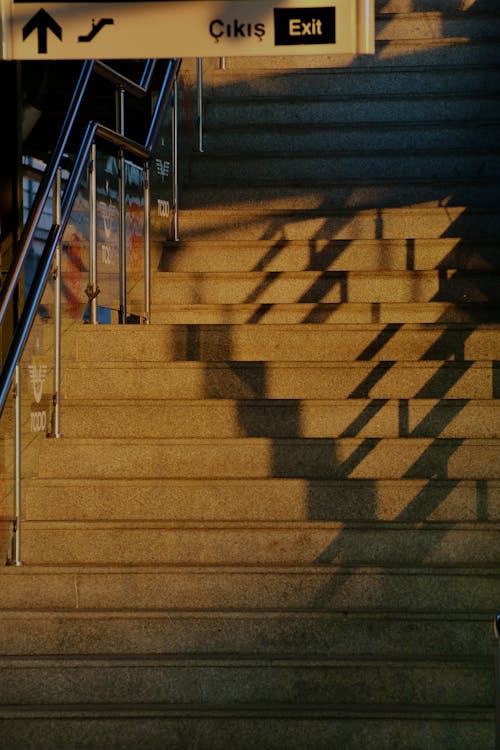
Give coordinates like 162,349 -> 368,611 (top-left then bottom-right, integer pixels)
95,150 -> 120,323
125,160 -> 145,323
19,264 -> 55,555
61,163 -> 91,325
0,378 -> 16,564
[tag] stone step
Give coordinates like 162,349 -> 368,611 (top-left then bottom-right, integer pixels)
58,399 -> 500,439
62,361 -> 498,400
71,323 -> 500,363
203,94 -> 500,127
178,207 -> 500,240
159,239 -> 500,273
217,39 -> 500,71
21,519 -> 500,566
0,706 -> 493,750
151,302 -> 500,325
151,270 -> 499,304
25,478 -> 500,523
1,565 -> 497,611
374,11 -> 500,41
178,180 -> 500,210
375,0 -> 498,12
203,120 -> 498,153
0,610 -> 492,657
189,150 -> 500,183
37,437 -> 500,480
205,66 -> 500,99
0,654 -> 492,707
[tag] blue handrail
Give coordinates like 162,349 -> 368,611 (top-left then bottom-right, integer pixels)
0,58 -> 181,417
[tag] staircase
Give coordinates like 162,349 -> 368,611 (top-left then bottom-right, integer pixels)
1,1 -> 500,748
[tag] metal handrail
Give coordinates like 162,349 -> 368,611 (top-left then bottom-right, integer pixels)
0,58 -> 178,331
0,58 -> 181,418
94,59 -> 157,96
1,57 -> 181,565
146,58 -> 182,152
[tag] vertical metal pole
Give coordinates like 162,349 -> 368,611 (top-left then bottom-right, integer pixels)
89,143 -> 98,325
172,76 -> 180,242
495,615 -> 500,750
143,160 -> 151,324
357,0 -> 375,54
196,57 -> 204,154
51,167 -> 62,437
13,363 -> 22,566
117,86 -> 127,323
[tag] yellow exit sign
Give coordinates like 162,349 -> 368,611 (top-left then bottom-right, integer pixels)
1,0 -> 374,60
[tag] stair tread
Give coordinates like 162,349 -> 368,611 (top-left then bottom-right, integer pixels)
3,563 -> 498,573
75,321 -> 500,329
21,519 -> 500,529
0,702 -> 493,717
153,269 -> 500,277
41,435 -> 500,443
0,653 -> 490,666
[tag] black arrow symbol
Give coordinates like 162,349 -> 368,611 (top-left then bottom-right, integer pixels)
23,9 -> 62,54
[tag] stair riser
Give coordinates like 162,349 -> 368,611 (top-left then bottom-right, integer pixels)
204,123 -> 498,153
0,714 -> 493,750
206,68 -> 500,99
1,569 -> 496,611
179,209 -> 500,241
204,98 -> 500,127
22,525 -> 500,566
59,401 -> 500,439
221,41 -> 500,70
179,183 -> 500,210
62,362 -> 497,401
73,325 -> 500,363
190,153 -> 500,182
152,303 -> 500,325
0,613 -> 491,657
376,13 -> 500,40
26,479 -> 500,523
160,240 -> 500,273
39,438 -> 500,480
375,0 -> 499,12
0,660 -> 491,707
152,272 -> 499,304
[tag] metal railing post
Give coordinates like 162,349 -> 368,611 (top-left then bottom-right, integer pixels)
495,614 -> 500,750
50,167 -> 62,438
357,0 -> 375,54
196,57 -> 204,153
172,76 -> 180,242
144,160 -> 151,323
13,363 -> 22,566
117,85 -> 127,323
88,143 -> 99,325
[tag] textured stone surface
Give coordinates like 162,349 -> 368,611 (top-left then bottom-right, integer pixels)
2,4 -> 499,746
